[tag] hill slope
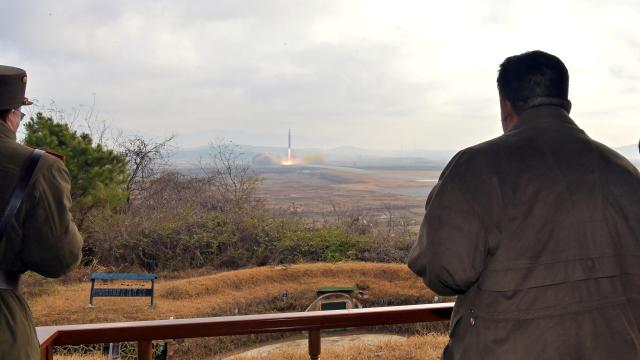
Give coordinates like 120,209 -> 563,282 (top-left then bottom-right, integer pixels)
30,262 -> 438,326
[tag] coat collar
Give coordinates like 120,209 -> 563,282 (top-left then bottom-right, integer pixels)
0,121 -> 16,141
509,104 -> 578,133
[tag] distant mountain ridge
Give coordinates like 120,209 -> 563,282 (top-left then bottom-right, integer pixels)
170,143 -> 639,168
170,144 -> 457,167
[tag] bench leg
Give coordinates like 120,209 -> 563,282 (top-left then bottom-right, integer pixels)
150,280 -> 155,306
89,279 -> 95,305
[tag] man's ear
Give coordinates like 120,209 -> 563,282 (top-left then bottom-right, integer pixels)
500,97 -> 519,132
500,97 -> 512,117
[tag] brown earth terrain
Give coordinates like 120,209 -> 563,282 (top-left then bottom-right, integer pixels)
256,165 -> 441,222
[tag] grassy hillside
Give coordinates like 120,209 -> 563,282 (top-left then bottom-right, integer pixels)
28,262 -> 449,359
30,262 -> 440,325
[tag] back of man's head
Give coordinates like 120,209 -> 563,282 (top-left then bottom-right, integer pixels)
497,50 -> 569,114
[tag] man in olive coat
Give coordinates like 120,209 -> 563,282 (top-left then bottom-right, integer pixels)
0,66 -> 83,359
408,51 -> 640,359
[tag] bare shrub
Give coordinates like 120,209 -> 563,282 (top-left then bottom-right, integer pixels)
200,141 -> 262,213
117,134 -> 175,208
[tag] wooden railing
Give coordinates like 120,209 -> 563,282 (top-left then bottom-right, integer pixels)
37,302 -> 454,360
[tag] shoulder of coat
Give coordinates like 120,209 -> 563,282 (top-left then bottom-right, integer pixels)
42,148 -> 65,162
24,145 -> 66,163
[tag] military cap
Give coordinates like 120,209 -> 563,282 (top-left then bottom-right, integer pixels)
0,65 -> 33,110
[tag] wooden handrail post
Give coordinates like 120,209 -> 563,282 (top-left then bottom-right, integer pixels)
40,344 -> 53,360
308,329 -> 321,360
138,340 -> 153,360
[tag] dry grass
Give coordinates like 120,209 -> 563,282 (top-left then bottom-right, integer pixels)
229,334 -> 448,360
55,355 -> 107,360
29,262 -> 437,326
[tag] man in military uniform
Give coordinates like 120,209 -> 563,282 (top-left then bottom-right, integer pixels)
408,51 -> 640,359
0,65 -> 83,359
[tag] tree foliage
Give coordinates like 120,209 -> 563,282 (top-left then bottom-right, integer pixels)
22,113 -> 129,227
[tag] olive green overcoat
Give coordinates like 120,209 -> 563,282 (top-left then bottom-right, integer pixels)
0,121 -> 83,359
409,104 -> 640,359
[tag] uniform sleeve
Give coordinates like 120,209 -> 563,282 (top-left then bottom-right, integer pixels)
408,150 -> 488,296
21,156 -> 83,278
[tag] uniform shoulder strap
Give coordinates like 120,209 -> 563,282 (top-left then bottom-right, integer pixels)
0,149 -> 44,241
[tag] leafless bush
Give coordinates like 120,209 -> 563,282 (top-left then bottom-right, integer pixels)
117,134 -> 175,207
199,141 -> 262,213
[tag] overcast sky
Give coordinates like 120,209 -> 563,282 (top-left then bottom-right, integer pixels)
1,0 -> 639,151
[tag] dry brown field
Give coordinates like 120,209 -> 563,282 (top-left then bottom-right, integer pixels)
256,165 -> 441,222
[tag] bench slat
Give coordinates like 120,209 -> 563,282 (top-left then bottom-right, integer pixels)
90,273 -> 157,281
92,288 -> 154,297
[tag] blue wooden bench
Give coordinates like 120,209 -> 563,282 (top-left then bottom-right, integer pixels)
89,273 -> 157,306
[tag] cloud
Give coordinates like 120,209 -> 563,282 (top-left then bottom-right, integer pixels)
1,0 -> 639,151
